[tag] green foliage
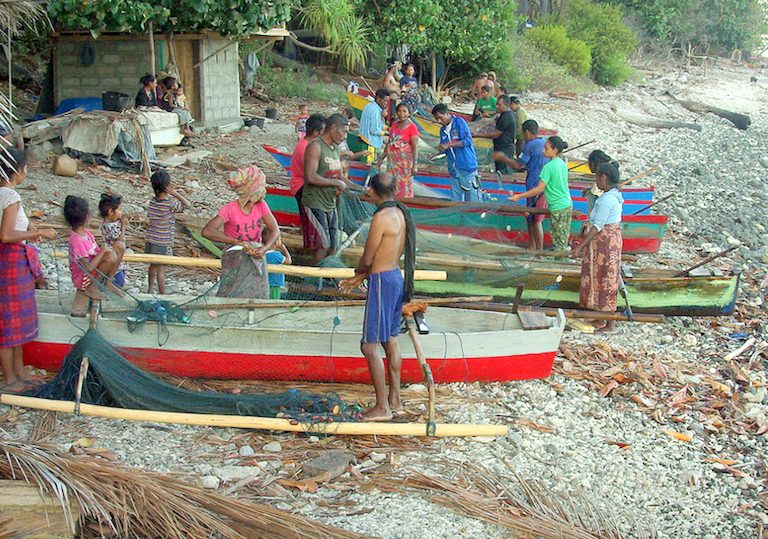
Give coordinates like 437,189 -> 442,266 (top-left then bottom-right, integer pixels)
298,0 -> 371,72
527,25 -> 592,76
255,67 -> 345,104
363,0 -> 516,82
562,0 -> 636,86
47,0 -> 292,37
506,33 -> 598,94
618,0 -> 767,52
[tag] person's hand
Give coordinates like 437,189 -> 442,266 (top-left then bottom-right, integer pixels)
491,151 -> 505,162
336,179 -> 348,193
508,193 -> 523,203
361,150 -> 372,158
251,245 -> 266,258
339,273 -> 366,293
436,143 -> 447,152
38,228 -> 57,240
412,163 -> 418,175
101,245 -> 114,254
570,245 -> 584,258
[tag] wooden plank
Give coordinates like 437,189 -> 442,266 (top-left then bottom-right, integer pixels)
518,310 -> 550,330
172,39 -> 198,120
0,480 -> 75,539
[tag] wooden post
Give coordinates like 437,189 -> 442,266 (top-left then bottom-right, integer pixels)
405,314 -> 436,436
430,53 -> 436,92
74,357 -> 89,415
148,21 -> 156,76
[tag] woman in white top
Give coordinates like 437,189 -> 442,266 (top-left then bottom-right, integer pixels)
0,148 -> 56,391
571,161 -> 623,333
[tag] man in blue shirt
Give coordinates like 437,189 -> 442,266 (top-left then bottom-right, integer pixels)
359,88 -> 390,163
431,103 -> 480,202
493,119 -> 549,250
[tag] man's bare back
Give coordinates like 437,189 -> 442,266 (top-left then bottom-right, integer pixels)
368,205 -> 406,275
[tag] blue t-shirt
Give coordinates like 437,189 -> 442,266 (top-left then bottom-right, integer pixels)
516,137 -> 549,191
266,250 -> 285,287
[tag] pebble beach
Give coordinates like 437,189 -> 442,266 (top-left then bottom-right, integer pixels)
2,59 -> 768,538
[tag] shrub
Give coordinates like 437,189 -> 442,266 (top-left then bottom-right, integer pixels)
592,54 -> 634,86
564,0 -> 637,86
527,25 -> 592,77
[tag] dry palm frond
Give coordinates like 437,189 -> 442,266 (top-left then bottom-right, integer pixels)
0,0 -> 50,36
373,458 -> 656,539
28,410 -> 59,442
0,439 -> 376,539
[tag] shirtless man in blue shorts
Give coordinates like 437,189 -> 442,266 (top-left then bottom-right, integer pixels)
339,173 -> 415,421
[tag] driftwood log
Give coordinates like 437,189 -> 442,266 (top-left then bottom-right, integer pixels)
671,96 -> 751,130
613,107 -> 702,131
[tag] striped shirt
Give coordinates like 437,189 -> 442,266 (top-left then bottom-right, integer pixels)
146,198 -> 183,246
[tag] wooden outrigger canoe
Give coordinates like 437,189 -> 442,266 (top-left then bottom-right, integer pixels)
261,145 -> 657,216
24,291 -> 567,384
264,185 -> 667,254
413,266 -> 740,317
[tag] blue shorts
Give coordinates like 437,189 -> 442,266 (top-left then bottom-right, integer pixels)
113,269 -> 125,287
362,269 -> 403,344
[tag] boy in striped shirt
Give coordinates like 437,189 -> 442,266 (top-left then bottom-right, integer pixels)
145,170 -> 190,294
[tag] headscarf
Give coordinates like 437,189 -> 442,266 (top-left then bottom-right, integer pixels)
228,164 -> 267,209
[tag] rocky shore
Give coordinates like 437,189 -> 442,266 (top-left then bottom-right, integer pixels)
2,60 -> 768,538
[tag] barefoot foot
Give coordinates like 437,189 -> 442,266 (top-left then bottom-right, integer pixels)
362,405 -> 393,422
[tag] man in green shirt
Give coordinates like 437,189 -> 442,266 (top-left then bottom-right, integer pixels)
303,113 -> 357,264
472,85 -> 497,121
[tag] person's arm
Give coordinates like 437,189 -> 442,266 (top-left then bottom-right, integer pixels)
491,151 -> 524,170
571,225 -> 599,258
167,187 -> 191,208
1,202 -> 56,243
338,211 -> 386,291
410,133 -> 419,175
251,211 -> 280,258
476,128 -> 502,140
119,216 -> 128,243
508,180 -> 545,203
376,140 -> 391,168
304,141 -> 347,190
201,215 -> 241,246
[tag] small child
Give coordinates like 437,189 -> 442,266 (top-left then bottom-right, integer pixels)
265,238 -> 292,299
174,83 -> 188,110
99,193 -> 127,288
295,104 -> 309,140
63,196 -> 117,315
145,171 -> 190,294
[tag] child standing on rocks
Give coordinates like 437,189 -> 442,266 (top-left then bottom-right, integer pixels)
145,171 -> 189,295
64,196 -> 117,316
99,193 -> 127,288
295,104 -> 309,140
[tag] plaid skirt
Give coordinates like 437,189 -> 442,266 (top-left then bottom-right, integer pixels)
0,242 -> 40,347
580,223 -> 622,312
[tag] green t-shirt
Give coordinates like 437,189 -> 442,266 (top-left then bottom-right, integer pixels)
476,96 -> 497,115
540,157 -> 572,212
301,138 -> 341,212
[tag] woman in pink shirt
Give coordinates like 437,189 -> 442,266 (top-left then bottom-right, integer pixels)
202,164 -> 279,299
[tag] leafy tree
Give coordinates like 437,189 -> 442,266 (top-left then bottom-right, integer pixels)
47,0 -> 291,37
296,0 -> 371,72
563,0 -> 637,85
527,25 -> 592,76
617,0 -> 767,52
362,0 -> 516,85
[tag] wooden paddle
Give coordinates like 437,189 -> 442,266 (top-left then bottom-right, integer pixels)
619,165 -> 659,188
403,304 -> 436,436
673,245 -> 739,277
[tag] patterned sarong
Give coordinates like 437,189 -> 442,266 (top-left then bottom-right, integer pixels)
216,244 -> 269,299
0,242 -> 39,346
580,222 -> 622,311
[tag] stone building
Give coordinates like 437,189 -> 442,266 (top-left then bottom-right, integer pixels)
51,29 -> 286,131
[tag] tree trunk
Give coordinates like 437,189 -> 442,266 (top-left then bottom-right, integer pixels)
540,0 -> 549,18
518,0 -> 528,17
431,53 -> 436,91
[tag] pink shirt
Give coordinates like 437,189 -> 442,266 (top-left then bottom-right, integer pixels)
289,137 -> 310,196
69,230 -> 99,288
217,199 -> 272,242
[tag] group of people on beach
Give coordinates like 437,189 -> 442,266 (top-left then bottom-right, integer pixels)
0,64 -> 625,418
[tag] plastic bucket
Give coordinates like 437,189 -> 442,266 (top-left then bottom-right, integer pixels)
265,108 -> 277,120
102,91 -> 131,112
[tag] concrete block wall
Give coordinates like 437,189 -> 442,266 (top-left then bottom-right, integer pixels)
197,39 -> 241,128
54,39 -> 152,105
